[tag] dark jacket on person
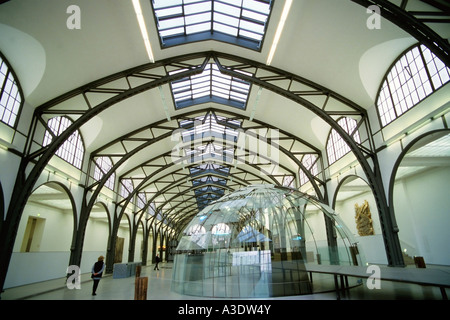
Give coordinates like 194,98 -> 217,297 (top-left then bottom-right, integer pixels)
92,261 -> 105,280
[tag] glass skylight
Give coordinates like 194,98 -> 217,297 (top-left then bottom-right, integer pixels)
190,165 -> 228,211
179,113 -> 241,211
152,0 -> 273,51
179,113 -> 241,141
179,113 -> 241,164
171,62 -> 251,109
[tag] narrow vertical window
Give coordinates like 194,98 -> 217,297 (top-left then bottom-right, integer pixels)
299,154 -> 318,186
94,156 -> 115,190
43,116 -> 85,169
120,178 -> 134,200
326,117 -> 360,165
0,52 -> 23,127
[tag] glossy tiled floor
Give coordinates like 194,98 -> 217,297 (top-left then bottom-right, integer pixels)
1,262 -> 449,301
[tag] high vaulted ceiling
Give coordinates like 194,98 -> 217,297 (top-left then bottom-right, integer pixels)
1,0 -> 449,233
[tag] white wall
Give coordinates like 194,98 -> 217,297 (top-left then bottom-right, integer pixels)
394,166 -> 450,266
334,186 -> 387,264
6,200 -> 74,288
5,194 -> 113,288
330,165 -> 450,266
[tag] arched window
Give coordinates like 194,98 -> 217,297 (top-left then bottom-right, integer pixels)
94,156 -> 115,190
120,178 -> 134,200
376,44 -> 450,127
0,52 -> 23,127
43,116 -> 85,169
299,154 -> 318,186
326,117 -> 361,165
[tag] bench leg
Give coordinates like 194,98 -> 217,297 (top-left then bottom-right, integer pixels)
334,274 -> 340,300
440,287 -> 448,300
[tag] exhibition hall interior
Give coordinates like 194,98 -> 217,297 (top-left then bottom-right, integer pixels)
0,0 -> 449,301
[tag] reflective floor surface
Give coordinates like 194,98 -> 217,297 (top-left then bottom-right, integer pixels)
1,262 -> 449,301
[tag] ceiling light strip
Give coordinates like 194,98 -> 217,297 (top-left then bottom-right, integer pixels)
266,0 -> 293,66
158,85 -> 171,121
132,0 -> 155,63
250,86 -> 263,121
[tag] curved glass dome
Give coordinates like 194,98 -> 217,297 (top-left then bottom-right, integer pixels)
172,184 -> 365,298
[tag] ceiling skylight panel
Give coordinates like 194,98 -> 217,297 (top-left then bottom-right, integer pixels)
174,91 -> 191,102
184,1 -> 212,15
171,62 -> 251,109
152,0 -> 273,50
192,82 -> 209,93
242,9 -> 268,23
213,22 -> 238,37
230,91 -> 248,102
215,1 -> 241,18
240,15 -> 265,33
159,27 -> 185,38
213,76 -> 232,87
153,0 -> 182,9
185,12 -> 211,25
154,6 -> 183,18
214,12 -> 240,28
239,25 -> 264,41
232,78 -> 250,90
243,0 -> 271,15
212,75 -> 231,87
213,81 -> 232,93
193,89 -> 210,99
158,17 -> 185,32
212,86 -> 231,97
185,20 -> 211,34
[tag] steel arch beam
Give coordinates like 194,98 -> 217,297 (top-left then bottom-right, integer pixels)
0,49 -> 399,292
117,157 -> 274,225
213,54 -> 403,266
351,0 -> 450,66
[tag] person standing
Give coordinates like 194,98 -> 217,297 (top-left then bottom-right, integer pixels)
154,254 -> 160,270
91,255 -> 105,296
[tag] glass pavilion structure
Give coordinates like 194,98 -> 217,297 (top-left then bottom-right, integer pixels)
172,184 -> 365,298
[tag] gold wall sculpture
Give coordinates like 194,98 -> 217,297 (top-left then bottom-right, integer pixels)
355,200 -> 374,236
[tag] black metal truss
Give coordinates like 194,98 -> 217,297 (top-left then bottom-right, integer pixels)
111,144 -> 296,243
86,107 -> 328,240
0,50 -> 404,292
115,153 -> 276,219
351,0 -> 450,67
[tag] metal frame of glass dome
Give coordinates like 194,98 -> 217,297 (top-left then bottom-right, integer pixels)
172,184 -> 365,298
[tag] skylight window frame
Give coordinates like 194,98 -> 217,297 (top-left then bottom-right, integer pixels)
151,0 -> 274,52
170,62 -> 252,110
